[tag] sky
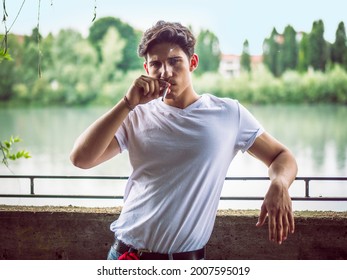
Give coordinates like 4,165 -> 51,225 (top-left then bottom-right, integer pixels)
2,0 -> 347,55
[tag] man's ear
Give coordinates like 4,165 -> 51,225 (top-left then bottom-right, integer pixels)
143,62 -> 149,74
189,54 -> 199,71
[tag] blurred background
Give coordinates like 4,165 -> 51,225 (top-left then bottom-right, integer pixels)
0,0 -> 346,211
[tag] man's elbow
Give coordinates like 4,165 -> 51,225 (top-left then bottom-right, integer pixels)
70,151 -> 93,169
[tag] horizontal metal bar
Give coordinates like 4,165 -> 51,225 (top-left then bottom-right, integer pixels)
0,175 -> 129,180
200,196 -> 347,201
0,194 -> 124,199
1,175 -> 346,181
1,194 -> 346,201
1,175 -> 346,202
290,197 -> 347,201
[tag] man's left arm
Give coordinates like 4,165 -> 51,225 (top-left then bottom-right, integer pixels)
247,132 -> 298,245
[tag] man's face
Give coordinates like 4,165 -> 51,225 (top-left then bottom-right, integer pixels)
144,42 -> 198,102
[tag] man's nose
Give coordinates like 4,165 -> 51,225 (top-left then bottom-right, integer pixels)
160,63 -> 172,79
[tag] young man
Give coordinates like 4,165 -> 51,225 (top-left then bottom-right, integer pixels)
70,21 -> 298,260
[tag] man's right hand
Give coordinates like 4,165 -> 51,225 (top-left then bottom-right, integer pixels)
125,75 -> 170,108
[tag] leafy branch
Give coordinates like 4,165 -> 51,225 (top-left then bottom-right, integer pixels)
1,136 -> 31,167
1,0 -> 98,66
1,0 -> 26,61
0,42 -> 12,62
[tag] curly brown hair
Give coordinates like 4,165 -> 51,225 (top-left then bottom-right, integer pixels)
138,21 -> 196,60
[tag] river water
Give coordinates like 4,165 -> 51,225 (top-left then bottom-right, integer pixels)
0,104 -> 346,211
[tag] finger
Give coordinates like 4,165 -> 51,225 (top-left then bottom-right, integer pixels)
268,213 -> 277,243
256,205 -> 267,227
153,80 -> 161,98
135,78 -> 150,95
282,213 -> 289,241
276,213 -> 283,244
139,75 -> 155,94
288,211 -> 295,234
142,76 -> 162,97
154,80 -> 161,95
146,79 -> 154,95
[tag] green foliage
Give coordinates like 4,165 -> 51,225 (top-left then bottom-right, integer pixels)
195,29 -> 221,75
49,30 -> 100,105
1,136 -> 31,167
94,70 -> 143,105
0,48 -> 12,62
193,65 -> 347,105
240,40 -> 251,72
308,20 -> 328,71
327,65 -> 347,103
264,25 -> 299,76
99,27 -> 126,82
281,25 -> 298,71
263,28 -> 281,77
297,33 -> 310,72
263,20 -> 347,76
0,33 -> 23,101
88,17 -> 142,71
331,22 -> 347,68
1,17 -> 347,106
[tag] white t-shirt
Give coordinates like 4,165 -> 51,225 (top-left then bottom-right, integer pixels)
111,94 -> 264,253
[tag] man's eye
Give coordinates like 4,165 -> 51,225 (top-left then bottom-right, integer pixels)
150,62 -> 160,68
169,58 -> 179,65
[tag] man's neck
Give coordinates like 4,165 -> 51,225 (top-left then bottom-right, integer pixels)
165,89 -> 200,109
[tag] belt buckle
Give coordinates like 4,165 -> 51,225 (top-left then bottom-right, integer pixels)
137,248 -> 152,257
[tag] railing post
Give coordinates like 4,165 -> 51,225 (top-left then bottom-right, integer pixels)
305,179 -> 310,198
30,177 -> 35,195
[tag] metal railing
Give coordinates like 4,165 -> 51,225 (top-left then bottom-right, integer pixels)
0,175 -> 346,201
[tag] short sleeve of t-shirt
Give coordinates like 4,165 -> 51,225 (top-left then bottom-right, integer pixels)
234,102 -> 264,153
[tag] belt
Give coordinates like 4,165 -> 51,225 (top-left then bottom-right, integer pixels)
113,239 -> 205,260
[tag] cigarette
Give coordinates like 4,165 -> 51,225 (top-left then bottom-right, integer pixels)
162,85 -> 169,101
159,79 -> 170,101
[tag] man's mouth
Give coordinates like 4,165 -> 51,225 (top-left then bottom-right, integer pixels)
158,79 -> 172,101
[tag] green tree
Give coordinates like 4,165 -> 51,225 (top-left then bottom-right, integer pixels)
88,17 -> 141,72
281,25 -> 298,71
0,34 -> 21,101
240,39 -> 251,72
308,20 -> 328,71
263,28 -> 281,76
195,29 -> 221,75
99,27 -> 126,82
331,21 -> 347,68
47,29 -> 99,105
297,32 -> 310,72
11,30 -> 56,104
20,28 -> 42,85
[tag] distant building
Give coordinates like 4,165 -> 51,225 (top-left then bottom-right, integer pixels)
219,53 -> 263,77
219,54 -> 240,77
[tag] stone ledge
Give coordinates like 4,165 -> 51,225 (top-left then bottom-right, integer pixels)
1,205 -> 346,218
0,205 -> 346,260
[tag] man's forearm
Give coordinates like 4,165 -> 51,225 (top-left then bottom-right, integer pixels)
268,149 -> 298,188
70,98 -> 131,169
